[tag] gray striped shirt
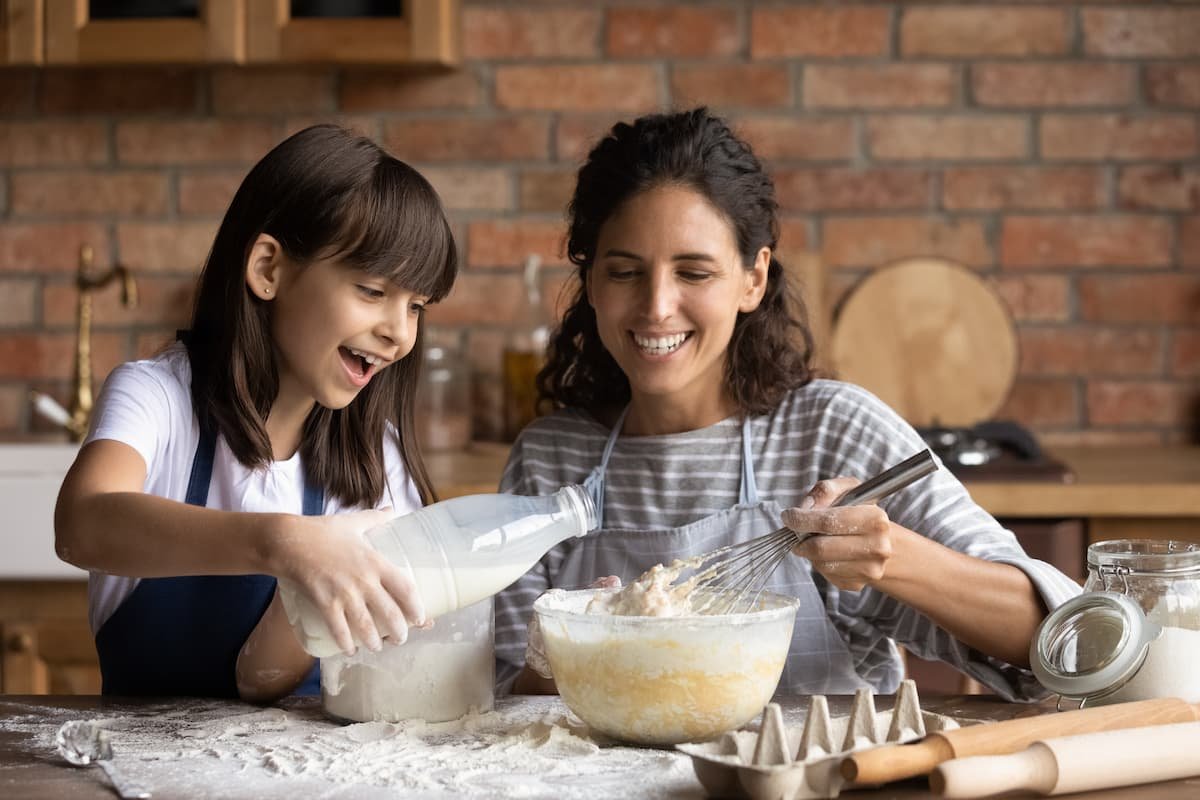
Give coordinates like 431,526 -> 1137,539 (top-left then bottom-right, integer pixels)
495,379 -> 1081,700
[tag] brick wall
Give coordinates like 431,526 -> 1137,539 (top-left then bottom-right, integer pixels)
1,1 -> 1197,445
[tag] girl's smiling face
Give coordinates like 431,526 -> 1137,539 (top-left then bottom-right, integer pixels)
259,249 -> 428,414
587,184 -> 768,433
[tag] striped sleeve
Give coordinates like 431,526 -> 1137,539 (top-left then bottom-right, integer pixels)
812,384 -> 1082,701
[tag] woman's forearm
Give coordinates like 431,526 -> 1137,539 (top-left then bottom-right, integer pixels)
872,525 -> 1046,667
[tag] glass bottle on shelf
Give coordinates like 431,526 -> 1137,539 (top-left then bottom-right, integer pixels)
416,329 -> 472,452
502,254 -> 549,441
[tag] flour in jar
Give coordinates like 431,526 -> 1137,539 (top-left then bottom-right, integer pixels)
1101,598 -> 1200,704
321,598 -> 494,723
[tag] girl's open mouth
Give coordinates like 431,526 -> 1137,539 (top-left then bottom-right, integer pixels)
338,346 -> 374,385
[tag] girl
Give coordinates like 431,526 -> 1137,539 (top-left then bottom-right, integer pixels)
496,108 -> 1080,700
55,124 -> 456,702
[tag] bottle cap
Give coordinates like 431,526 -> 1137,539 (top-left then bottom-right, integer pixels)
1030,591 -> 1161,702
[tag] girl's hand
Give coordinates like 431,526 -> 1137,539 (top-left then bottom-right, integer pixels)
270,509 -> 425,654
783,477 -> 893,592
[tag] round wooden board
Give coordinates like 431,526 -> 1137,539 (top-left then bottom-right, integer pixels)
829,257 -> 1018,428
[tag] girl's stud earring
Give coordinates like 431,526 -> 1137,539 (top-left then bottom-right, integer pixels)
264,287 -> 271,294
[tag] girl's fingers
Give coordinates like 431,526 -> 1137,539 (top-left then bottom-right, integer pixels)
344,597 -> 383,653
588,575 -> 622,589
380,568 -> 425,628
322,601 -> 356,656
365,585 -> 409,646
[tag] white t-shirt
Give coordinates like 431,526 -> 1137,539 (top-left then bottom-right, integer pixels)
83,342 -> 422,634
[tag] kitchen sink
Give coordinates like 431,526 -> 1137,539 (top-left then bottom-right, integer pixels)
0,444 -> 85,578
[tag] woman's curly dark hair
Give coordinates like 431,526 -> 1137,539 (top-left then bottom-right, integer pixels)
538,107 -> 816,418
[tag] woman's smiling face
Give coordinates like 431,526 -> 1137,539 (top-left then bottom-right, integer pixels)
587,184 -> 768,431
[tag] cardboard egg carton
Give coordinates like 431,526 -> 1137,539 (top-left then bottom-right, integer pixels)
677,679 -> 959,799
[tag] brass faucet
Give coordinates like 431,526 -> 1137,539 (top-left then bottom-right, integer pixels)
61,244 -> 138,440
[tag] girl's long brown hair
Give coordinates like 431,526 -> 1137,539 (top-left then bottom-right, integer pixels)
188,125 -> 457,508
541,108 -> 815,418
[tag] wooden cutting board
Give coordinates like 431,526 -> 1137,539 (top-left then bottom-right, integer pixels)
829,257 -> 1017,428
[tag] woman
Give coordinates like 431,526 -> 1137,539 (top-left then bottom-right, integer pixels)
495,108 -> 1079,700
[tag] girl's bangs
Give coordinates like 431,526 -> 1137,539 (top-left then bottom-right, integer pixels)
328,161 -> 456,301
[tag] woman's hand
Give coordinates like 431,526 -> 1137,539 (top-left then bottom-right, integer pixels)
783,477 -> 894,592
268,509 -> 426,655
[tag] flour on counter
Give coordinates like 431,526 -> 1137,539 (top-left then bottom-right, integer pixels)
1,696 -> 699,799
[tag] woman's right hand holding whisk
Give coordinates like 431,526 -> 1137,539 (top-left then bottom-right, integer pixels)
782,477 -> 895,592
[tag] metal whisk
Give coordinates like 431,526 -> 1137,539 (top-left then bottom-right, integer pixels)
682,450 -> 939,615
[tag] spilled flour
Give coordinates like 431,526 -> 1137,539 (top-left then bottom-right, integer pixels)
0,696 -> 699,799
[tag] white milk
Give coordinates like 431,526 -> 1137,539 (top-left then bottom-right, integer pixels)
280,485 -> 596,658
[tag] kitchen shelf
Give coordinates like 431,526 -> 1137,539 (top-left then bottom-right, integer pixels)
19,0 -> 459,66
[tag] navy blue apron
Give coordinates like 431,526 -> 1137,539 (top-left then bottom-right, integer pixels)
95,421 -> 323,697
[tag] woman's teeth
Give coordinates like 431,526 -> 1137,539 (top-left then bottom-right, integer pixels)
633,333 -> 688,355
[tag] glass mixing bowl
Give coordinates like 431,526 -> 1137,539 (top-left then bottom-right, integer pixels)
533,588 -> 800,746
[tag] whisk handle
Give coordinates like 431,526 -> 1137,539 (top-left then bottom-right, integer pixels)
833,450 -> 938,508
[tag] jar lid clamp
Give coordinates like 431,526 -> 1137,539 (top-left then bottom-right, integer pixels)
1030,591 -> 1162,703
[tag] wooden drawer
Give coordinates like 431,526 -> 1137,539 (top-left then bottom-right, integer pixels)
0,581 -> 99,695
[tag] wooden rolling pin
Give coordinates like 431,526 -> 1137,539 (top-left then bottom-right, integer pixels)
841,697 -> 1200,785
931,720 -> 1200,797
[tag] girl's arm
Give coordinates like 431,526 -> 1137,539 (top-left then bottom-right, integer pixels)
785,478 -> 1044,667
236,589 -> 314,703
56,439 -> 425,655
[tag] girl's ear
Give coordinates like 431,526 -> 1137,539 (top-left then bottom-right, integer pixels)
245,234 -> 283,301
738,246 -> 771,313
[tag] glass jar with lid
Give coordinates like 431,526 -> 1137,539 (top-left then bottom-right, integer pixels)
1031,539 -> 1200,707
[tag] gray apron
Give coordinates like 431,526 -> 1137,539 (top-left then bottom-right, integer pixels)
553,408 -> 872,694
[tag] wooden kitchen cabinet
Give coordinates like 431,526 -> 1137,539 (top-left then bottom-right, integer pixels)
0,581 -> 99,695
44,0 -> 245,65
2,0 -> 42,64
247,0 -> 459,66
33,0 -> 458,66
34,0 -> 453,66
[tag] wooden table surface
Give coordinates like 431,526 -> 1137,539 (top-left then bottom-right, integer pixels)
2,693 -> 1197,799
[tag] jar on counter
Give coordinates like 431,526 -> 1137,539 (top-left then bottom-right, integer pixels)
321,599 -> 494,723
1031,540 -> 1200,707
417,332 -> 473,451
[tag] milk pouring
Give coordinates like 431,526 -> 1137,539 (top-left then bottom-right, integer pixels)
279,484 -> 598,658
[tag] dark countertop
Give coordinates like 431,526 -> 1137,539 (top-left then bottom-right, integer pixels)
1,693 -> 1196,799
